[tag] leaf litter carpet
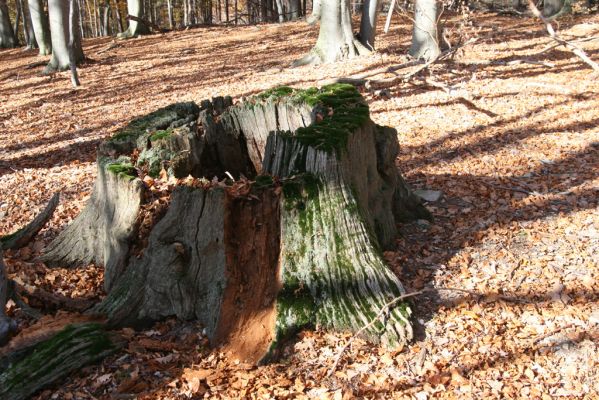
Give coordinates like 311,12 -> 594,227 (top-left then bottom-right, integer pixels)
1,11 -> 598,400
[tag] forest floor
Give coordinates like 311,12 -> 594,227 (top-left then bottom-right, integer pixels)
1,9 -> 598,400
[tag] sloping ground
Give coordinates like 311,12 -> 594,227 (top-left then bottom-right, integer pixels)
1,10 -> 598,399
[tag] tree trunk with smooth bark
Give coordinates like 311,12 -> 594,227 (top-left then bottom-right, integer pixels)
117,0 -> 148,38
359,0 -> 378,50
409,0 -> 440,61
45,0 -> 84,72
43,84 -> 428,364
28,0 -> 50,54
294,0 -> 369,66
543,0 -> 565,16
0,0 -> 17,48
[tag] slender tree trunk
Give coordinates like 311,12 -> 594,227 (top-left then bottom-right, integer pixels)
234,0 -> 237,24
20,0 -> 37,48
13,0 -> 22,42
86,0 -> 95,37
102,1 -> 110,34
225,0 -> 228,22
113,0 -> 123,32
45,0 -> 84,72
0,0 -> 18,48
409,0 -> 440,61
28,0 -> 51,53
294,0 -> 369,66
26,4 -> 37,48
166,0 -> 173,27
78,0 -> 85,37
359,0 -> 378,50
275,0 -> 283,21
69,0 -> 80,86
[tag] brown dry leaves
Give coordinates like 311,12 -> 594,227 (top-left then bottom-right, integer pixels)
1,9 -> 599,400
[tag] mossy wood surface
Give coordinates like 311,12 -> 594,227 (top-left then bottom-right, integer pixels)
0,323 -> 123,400
42,84 -> 428,363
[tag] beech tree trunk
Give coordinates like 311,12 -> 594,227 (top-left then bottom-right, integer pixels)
45,0 -> 84,72
118,0 -> 149,38
21,0 -> 38,49
306,0 -> 320,24
543,0 -> 565,16
359,0 -> 378,50
409,0 -> 440,61
0,0 -> 17,48
28,0 -> 50,54
294,0 -> 369,66
42,84 -> 428,365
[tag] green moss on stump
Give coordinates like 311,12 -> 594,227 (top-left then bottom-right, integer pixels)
149,129 -> 173,142
108,102 -> 199,144
255,84 -> 369,153
106,161 -> 137,180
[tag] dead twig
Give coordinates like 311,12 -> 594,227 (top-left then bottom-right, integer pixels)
527,0 -> 599,72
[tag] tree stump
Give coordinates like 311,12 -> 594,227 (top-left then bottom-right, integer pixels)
44,84 -> 429,363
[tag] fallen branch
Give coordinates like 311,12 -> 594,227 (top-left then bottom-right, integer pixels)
126,15 -> 169,33
0,193 -> 59,250
327,286 -> 521,376
12,279 -> 95,313
527,0 -> 599,72
411,77 -> 499,118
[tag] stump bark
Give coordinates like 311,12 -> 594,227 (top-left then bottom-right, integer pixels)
43,84 -> 429,363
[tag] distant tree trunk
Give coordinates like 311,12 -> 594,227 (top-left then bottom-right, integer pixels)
543,0 -> 565,16
69,0 -> 81,86
28,0 -> 51,54
409,0 -> 440,61
45,0 -> 84,73
22,0 -> 38,49
359,0 -> 378,50
13,0 -> 22,42
294,0 -> 369,66
78,0 -> 85,37
1,0 -> 18,47
166,0 -> 173,27
118,0 -> 148,37
102,1 -> 110,34
113,0 -> 123,32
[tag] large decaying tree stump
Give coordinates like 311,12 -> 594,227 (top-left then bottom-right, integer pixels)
37,84 -> 428,364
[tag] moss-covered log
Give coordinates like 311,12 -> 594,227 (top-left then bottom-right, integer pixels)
0,323 -> 123,400
45,84 -> 428,363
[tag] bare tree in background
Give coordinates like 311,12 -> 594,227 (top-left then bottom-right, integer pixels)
409,0 -> 440,61
45,0 -> 84,73
0,0 -> 17,48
